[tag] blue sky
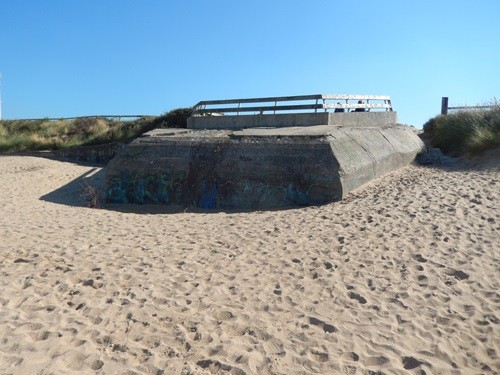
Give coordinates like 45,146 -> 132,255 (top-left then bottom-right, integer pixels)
1,0 -> 498,127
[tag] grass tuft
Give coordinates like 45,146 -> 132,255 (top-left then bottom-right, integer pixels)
0,107 -> 192,152
81,182 -> 101,208
422,103 -> 500,156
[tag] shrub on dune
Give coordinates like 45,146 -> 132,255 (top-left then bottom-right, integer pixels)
0,107 -> 193,152
423,103 -> 500,155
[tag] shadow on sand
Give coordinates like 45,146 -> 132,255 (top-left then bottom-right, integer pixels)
39,164 -> 299,214
36,161 -> 260,214
39,161 -> 107,208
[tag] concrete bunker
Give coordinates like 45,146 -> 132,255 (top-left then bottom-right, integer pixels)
105,94 -> 424,209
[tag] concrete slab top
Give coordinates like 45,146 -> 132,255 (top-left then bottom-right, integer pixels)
140,126 -> 337,142
141,128 -> 231,139
143,128 -> 191,137
232,125 -> 337,137
141,124 -> 404,142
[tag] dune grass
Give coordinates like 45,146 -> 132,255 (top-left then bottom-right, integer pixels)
423,102 -> 500,156
0,117 -> 151,152
0,108 -> 193,152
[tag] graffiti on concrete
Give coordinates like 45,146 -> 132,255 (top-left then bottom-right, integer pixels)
106,171 -> 325,209
107,172 -> 186,204
200,180 -> 218,209
223,180 -> 323,209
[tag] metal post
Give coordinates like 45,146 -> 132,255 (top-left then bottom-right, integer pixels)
441,97 -> 449,115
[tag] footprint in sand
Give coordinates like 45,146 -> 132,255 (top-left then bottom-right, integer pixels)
0,356 -> 24,367
308,347 -> 329,362
417,274 -> 428,286
263,339 -> 286,357
31,330 -> 60,342
72,339 -> 87,347
348,292 -> 367,304
91,359 -> 104,370
365,355 -> 390,366
196,359 -> 246,375
75,303 -> 85,311
308,317 -> 337,333
64,352 -> 90,371
402,356 -> 424,370
414,254 -> 427,263
324,261 -> 333,270
445,268 -> 469,280
341,352 -> 359,362
13,257 -> 31,264
28,322 -> 44,331
213,310 -> 235,321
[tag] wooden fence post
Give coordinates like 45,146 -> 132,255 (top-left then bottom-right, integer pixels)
441,97 -> 449,115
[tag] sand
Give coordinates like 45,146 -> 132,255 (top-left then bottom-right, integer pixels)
0,152 -> 498,375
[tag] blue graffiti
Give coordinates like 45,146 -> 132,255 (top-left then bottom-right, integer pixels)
201,180 -> 218,209
108,179 -> 127,203
107,172 -> 186,205
107,174 -> 324,209
285,185 -> 310,206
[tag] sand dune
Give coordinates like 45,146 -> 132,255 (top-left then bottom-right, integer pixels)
0,153 -> 498,374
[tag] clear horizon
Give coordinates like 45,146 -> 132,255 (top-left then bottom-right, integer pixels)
1,0 -> 498,127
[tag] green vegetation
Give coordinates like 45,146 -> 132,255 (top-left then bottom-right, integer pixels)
0,107 -> 193,152
423,103 -> 500,155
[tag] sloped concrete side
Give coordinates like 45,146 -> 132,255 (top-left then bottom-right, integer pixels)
328,126 -> 424,196
325,130 -> 375,195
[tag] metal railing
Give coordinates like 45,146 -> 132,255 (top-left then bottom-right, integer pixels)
441,97 -> 495,115
193,94 -> 393,116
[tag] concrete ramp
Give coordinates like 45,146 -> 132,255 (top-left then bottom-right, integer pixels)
105,124 -> 424,209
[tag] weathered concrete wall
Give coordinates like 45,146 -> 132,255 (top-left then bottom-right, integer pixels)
187,111 -> 398,130
105,125 -> 424,209
30,142 -> 122,165
328,112 -> 398,127
327,127 -> 423,194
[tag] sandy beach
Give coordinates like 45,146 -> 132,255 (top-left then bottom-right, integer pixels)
0,153 -> 498,375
